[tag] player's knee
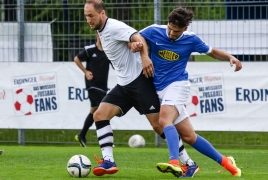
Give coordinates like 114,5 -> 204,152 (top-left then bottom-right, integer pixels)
93,110 -> 102,121
159,117 -> 170,128
159,119 -> 163,127
93,106 -> 118,121
180,133 -> 197,145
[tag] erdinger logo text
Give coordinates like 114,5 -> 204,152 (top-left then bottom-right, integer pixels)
14,77 -> 37,85
158,50 -> 179,61
189,77 -> 203,84
236,88 -> 268,103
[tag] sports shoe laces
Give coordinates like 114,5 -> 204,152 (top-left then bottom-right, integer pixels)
183,164 -> 197,176
94,154 -> 104,164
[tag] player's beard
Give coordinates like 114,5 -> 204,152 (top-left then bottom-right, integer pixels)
168,35 -> 177,41
91,18 -> 103,30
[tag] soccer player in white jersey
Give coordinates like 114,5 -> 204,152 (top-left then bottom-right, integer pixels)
84,0 -> 198,177
131,7 -> 242,178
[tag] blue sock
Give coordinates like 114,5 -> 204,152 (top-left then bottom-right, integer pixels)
164,126 -> 179,160
192,135 -> 223,164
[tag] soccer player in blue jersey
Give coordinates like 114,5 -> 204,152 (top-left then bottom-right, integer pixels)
131,7 -> 242,178
83,0 -> 199,177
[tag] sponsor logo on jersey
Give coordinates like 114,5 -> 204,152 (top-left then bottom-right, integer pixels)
156,42 -> 164,45
164,99 -> 172,102
92,53 -> 97,57
158,50 -> 179,61
104,36 -> 110,41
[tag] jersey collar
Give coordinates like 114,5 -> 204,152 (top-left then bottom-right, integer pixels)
165,28 -> 184,41
98,17 -> 109,33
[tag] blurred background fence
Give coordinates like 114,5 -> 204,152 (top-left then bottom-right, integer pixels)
1,0 -> 267,62
0,0 -> 268,147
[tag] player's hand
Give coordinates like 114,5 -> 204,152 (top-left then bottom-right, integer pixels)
230,57 -> 242,72
129,42 -> 143,53
141,56 -> 154,78
85,70 -> 93,80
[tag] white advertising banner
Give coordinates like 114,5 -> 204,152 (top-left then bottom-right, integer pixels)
0,62 -> 267,131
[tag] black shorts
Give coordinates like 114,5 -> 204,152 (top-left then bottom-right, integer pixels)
88,89 -> 106,108
101,72 -> 160,116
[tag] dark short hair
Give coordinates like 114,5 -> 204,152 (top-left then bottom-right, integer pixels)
167,7 -> 194,28
85,0 -> 106,13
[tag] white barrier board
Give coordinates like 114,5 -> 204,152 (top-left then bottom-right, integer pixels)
0,62 -> 267,131
0,23 -> 53,62
187,20 -> 268,55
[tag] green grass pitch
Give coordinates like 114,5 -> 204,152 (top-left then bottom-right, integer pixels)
0,145 -> 267,180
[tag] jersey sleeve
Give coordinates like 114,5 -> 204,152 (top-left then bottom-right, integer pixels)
112,21 -> 137,42
192,35 -> 211,54
76,48 -> 89,62
139,25 -> 154,41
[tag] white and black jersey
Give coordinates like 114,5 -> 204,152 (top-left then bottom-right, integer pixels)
76,44 -> 110,92
96,18 -> 160,116
97,18 -> 142,86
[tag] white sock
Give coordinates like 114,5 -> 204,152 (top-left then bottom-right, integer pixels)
178,138 -> 195,166
96,123 -> 114,162
102,147 -> 114,162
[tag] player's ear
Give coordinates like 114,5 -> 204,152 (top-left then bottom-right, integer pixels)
101,10 -> 106,17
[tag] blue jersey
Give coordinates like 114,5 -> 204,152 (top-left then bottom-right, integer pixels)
140,24 -> 211,91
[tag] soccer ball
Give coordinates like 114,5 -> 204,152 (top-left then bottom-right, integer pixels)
128,134 -> 145,148
67,154 -> 91,178
14,88 -> 34,116
185,89 -> 199,117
